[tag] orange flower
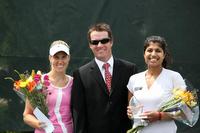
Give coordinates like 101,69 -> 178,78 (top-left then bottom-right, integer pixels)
14,80 -> 21,90
27,81 -> 36,92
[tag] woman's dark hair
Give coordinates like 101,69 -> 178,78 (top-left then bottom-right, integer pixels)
144,36 -> 172,68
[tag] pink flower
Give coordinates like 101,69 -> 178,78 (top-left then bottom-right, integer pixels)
43,75 -> 50,87
34,74 -> 41,83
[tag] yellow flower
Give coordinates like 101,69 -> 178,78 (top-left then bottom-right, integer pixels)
19,80 -> 28,88
31,70 -> 35,78
172,88 -> 196,108
173,88 -> 185,98
27,76 -> 33,82
189,101 -> 197,108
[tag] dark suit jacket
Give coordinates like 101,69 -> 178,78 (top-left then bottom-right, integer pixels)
71,58 -> 137,133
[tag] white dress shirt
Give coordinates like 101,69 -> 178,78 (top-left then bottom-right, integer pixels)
95,56 -> 113,81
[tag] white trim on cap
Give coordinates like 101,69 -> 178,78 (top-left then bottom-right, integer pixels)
49,43 -> 70,56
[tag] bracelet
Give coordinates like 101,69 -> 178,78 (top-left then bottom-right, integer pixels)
158,112 -> 162,120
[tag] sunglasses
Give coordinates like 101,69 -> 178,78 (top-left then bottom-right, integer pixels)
90,38 -> 110,45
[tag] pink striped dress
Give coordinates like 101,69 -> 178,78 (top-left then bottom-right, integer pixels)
35,75 -> 73,133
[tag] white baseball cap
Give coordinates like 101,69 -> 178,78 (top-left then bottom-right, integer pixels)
49,40 -> 70,56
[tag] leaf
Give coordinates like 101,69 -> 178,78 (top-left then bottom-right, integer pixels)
127,125 -> 145,133
4,77 -> 14,82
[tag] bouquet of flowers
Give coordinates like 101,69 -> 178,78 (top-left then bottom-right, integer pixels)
158,87 -> 199,127
5,70 -> 50,116
127,81 -> 199,133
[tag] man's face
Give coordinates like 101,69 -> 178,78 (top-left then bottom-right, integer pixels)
89,31 -> 112,62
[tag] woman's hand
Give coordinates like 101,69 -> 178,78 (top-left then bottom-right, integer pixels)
23,113 -> 47,129
141,111 -> 161,123
127,104 -> 144,119
127,106 -> 133,119
37,121 -> 47,129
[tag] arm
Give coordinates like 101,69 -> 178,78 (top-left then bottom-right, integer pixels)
142,111 -> 173,123
128,90 -> 133,102
127,91 -> 133,119
71,69 -> 87,133
23,99 -> 46,129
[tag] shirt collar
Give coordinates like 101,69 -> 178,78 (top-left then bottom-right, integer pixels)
95,56 -> 114,69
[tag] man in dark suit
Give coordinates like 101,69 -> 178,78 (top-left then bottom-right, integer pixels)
71,23 -> 137,133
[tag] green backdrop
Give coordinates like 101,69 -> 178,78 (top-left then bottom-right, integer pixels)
0,0 -> 200,132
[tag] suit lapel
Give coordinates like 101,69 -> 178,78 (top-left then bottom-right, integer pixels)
90,60 -> 109,95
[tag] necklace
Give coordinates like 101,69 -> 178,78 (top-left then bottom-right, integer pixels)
49,74 -> 69,88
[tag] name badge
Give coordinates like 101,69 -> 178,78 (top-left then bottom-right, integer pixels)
134,87 -> 143,91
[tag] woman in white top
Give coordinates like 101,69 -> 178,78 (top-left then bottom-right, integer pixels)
127,36 -> 186,133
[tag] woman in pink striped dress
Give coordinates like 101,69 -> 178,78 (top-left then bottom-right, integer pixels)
23,40 -> 73,133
